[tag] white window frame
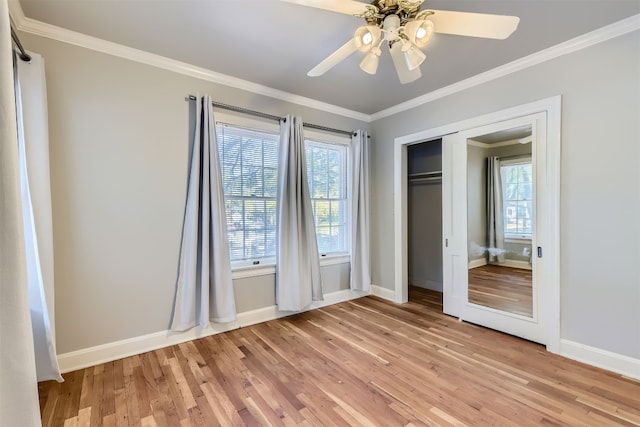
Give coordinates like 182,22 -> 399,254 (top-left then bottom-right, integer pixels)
215,113 -> 279,274
214,112 -> 351,278
500,156 -> 533,241
304,137 -> 350,258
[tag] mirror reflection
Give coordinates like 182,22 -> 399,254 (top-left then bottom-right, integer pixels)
467,125 -> 534,317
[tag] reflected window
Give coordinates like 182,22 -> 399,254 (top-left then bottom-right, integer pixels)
501,159 -> 532,239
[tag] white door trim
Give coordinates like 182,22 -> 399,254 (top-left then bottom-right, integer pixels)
393,95 -> 561,353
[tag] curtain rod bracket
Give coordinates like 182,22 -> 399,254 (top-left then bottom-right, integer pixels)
11,26 -> 31,63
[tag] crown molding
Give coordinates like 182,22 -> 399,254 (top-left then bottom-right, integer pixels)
371,13 -> 640,121
9,0 -> 639,125
8,2 -> 371,124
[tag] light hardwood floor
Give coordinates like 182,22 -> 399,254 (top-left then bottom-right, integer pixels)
468,264 -> 533,317
39,289 -> 639,426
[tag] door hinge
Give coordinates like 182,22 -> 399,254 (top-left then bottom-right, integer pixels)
537,246 -> 542,258
445,238 -> 449,248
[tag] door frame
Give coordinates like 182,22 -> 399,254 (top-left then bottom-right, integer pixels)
393,96 -> 561,353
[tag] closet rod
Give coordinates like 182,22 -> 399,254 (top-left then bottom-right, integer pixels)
11,25 -> 31,62
410,176 -> 442,184
187,95 -> 359,137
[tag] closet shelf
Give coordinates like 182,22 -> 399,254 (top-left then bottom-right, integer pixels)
409,171 -> 442,183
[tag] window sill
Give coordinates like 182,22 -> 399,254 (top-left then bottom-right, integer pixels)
319,253 -> 351,266
231,254 -> 351,279
505,236 -> 532,244
232,263 -> 276,280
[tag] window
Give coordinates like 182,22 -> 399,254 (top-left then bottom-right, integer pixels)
501,159 -> 533,239
216,120 -> 350,265
305,140 -> 349,255
216,123 -> 279,262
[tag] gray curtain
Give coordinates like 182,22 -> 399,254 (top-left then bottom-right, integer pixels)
350,130 -> 371,291
276,115 -> 323,311
170,95 -> 236,331
486,156 -> 506,264
0,0 -> 42,422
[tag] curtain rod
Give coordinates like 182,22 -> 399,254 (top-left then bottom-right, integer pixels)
187,95 -> 358,137
10,25 -> 31,62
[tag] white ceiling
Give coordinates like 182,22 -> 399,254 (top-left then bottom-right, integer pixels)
18,0 -> 640,115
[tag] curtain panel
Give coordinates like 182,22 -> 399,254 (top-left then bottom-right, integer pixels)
15,51 -> 63,382
170,95 -> 236,331
350,130 -> 371,291
0,0 -> 42,422
276,115 -> 323,311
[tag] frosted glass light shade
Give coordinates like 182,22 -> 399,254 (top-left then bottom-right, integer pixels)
404,19 -> 434,47
354,26 -> 382,52
359,46 -> 381,74
402,42 -> 426,71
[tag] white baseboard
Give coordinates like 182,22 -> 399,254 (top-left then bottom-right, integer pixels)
57,288 -> 368,373
409,280 -> 443,292
468,258 -> 532,270
468,258 -> 487,269
560,339 -> 640,380
501,259 -> 532,270
371,284 -> 396,302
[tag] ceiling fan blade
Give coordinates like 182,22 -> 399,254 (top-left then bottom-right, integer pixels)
428,9 -> 520,40
307,39 -> 358,77
280,0 -> 367,16
389,42 -> 421,84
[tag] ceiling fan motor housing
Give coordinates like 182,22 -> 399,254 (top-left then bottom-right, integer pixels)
383,14 -> 401,42
364,0 -> 426,25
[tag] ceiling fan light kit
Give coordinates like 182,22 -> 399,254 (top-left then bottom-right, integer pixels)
289,0 -> 520,84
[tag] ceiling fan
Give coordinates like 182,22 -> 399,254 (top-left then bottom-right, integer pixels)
282,0 -> 520,83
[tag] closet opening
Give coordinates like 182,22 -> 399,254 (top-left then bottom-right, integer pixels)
407,139 -> 443,312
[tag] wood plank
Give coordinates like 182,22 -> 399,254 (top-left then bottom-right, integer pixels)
76,407 -> 91,427
39,379 -> 61,427
89,363 -> 105,427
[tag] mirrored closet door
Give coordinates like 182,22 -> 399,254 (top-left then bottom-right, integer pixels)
443,112 -> 547,344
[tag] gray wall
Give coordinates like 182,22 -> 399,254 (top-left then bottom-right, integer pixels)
371,31 -> 640,359
20,32 -> 369,354
407,141 -> 442,291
